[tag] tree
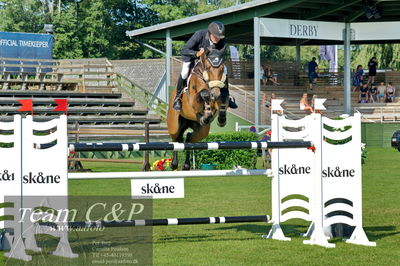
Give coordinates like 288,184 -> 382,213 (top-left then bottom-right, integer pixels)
52,3 -> 83,59
0,0 -> 51,33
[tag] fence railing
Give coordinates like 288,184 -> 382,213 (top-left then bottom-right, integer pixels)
113,73 -> 167,121
354,106 -> 400,123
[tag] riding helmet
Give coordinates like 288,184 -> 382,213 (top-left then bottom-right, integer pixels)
208,21 -> 225,39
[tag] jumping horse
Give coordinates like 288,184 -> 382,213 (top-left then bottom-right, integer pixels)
167,46 -> 229,170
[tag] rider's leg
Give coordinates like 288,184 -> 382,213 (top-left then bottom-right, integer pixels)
221,76 -> 238,109
173,61 -> 191,111
220,67 -> 238,109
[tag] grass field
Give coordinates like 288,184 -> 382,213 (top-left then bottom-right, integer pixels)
1,147 -> 399,265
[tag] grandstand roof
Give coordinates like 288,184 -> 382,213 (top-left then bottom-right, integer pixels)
126,0 -> 400,45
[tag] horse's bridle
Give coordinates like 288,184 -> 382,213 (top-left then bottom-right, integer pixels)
194,54 -> 226,89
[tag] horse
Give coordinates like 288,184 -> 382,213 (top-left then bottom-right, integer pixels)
167,46 -> 229,170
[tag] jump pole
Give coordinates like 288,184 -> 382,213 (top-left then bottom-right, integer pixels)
40,215 -> 270,228
67,141 -> 312,152
69,169 -> 273,180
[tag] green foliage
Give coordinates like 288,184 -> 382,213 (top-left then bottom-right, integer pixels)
0,0 -> 50,33
52,5 -> 83,59
351,44 -> 400,70
1,0 -> 399,67
194,132 -> 259,170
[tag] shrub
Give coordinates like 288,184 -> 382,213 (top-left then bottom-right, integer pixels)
194,132 -> 259,170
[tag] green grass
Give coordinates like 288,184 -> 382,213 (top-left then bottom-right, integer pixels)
210,112 -> 252,133
1,148 -> 399,265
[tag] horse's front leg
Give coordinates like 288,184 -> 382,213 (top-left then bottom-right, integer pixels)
197,89 -> 213,126
217,87 -> 229,127
171,151 -> 179,170
199,103 -> 213,126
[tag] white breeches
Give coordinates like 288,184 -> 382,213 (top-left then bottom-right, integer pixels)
181,62 -> 228,80
181,62 -> 191,79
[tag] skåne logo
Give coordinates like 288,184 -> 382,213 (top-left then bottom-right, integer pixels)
279,164 -> 311,175
0,170 -> 14,181
141,183 -> 175,194
23,172 -> 61,184
322,166 -> 355,178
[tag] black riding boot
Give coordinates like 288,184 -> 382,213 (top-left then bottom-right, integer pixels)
228,97 -> 238,109
222,77 -> 238,109
173,75 -> 186,111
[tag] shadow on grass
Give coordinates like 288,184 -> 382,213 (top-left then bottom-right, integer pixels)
211,223 -> 311,237
364,225 -> 399,241
156,223 -> 313,244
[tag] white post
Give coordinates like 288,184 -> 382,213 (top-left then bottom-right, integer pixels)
263,113 -> 290,241
254,17 -> 261,127
344,23 -> 351,114
166,29 -> 172,102
303,113 -> 334,248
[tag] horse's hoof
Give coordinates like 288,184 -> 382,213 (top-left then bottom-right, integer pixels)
171,163 -> 178,170
182,164 -> 191,170
218,117 -> 226,127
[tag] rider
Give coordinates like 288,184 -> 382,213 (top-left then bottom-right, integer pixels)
172,21 -> 238,111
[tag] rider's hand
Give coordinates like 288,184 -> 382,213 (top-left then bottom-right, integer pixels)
196,48 -> 204,57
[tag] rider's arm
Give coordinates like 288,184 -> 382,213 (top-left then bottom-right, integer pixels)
181,31 -> 203,58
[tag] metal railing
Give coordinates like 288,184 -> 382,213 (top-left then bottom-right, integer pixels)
354,106 -> 400,123
113,73 -> 167,121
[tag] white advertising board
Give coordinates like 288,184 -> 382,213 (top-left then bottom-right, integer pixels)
131,178 -> 184,199
259,18 -> 344,40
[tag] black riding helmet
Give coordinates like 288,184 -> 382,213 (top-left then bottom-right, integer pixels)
208,21 -> 225,39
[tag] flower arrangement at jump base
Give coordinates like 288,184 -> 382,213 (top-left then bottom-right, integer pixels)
151,158 -> 173,171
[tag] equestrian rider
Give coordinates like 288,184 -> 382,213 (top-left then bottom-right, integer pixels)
172,21 -> 238,111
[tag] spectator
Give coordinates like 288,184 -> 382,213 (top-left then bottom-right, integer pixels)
264,65 -> 280,86
300,93 -> 313,113
385,82 -> 396,103
308,57 -> 319,90
311,94 -> 323,114
263,93 -> 282,114
367,57 -> 377,85
369,83 -> 378,103
353,65 -> 364,92
359,83 -> 369,103
260,65 -> 267,86
377,81 -> 386,102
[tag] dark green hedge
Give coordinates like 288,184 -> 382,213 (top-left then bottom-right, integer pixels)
194,132 -> 259,170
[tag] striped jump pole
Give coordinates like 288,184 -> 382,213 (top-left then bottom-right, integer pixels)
69,169 -> 272,180
67,141 -> 312,152
40,215 -> 270,228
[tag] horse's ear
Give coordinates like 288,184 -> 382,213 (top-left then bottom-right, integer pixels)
221,44 -> 227,54
218,44 -> 227,57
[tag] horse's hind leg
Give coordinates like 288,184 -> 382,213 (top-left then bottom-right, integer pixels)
171,131 -> 184,170
170,117 -> 188,170
182,132 -> 192,170
181,124 -> 211,170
